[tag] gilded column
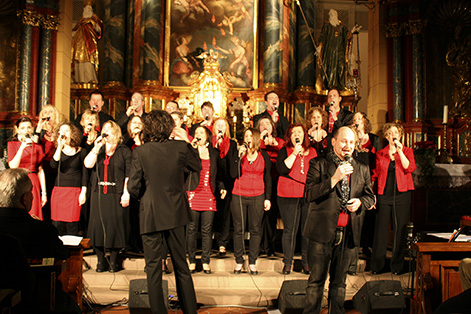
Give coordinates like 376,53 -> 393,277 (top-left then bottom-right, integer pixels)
263,0 -> 283,85
38,15 -> 60,109
409,19 -> 425,121
141,0 -> 161,82
296,0 -> 315,88
386,22 -> 405,122
17,10 -> 40,113
103,0 -> 126,84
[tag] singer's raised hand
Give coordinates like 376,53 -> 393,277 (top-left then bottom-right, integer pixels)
293,142 -> 303,155
394,139 -> 403,152
272,110 -> 279,123
126,105 -> 136,116
331,163 -> 353,187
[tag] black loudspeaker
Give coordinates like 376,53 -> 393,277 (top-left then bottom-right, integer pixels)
278,280 -> 308,314
353,280 -> 406,314
128,279 -> 168,314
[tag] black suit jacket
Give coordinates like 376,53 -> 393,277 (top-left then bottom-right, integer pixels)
252,110 -> 289,139
128,140 -> 202,234
303,156 -> 375,246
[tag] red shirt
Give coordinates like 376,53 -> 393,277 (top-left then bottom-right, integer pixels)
187,159 -> 216,211
373,145 -> 417,195
232,152 -> 265,197
277,147 -> 317,198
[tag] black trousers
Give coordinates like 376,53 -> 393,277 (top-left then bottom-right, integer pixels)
304,229 -> 354,314
230,194 -> 264,264
371,191 -> 411,273
187,210 -> 214,264
142,227 -> 197,314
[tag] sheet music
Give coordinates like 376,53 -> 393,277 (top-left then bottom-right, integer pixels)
426,232 -> 471,242
59,235 -> 83,246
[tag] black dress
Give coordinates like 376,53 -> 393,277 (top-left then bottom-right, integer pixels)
88,145 -> 131,249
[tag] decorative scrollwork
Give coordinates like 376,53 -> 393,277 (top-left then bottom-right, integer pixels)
407,19 -> 426,36
41,15 -> 60,30
17,10 -> 41,27
385,22 -> 406,38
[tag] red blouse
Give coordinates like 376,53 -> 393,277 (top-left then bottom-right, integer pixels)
277,147 -> 317,198
373,145 -> 417,195
232,152 -> 265,197
187,159 -> 216,211
7,141 -> 44,173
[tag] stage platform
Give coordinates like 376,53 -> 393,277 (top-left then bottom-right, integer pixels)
82,251 -> 412,309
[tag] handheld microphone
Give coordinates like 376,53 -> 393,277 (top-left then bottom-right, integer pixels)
344,154 -> 352,163
59,131 -> 65,139
205,114 -> 210,121
102,133 -> 108,138
329,101 -> 334,106
24,134 -> 32,145
355,124 -> 359,128
392,137 -> 398,147
274,105 -> 278,111
313,123 -> 319,130
92,105 -> 97,111
239,142 -> 248,158
133,128 -> 141,134
196,137 -> 201,143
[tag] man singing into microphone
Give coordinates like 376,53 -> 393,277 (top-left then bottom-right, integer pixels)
252,91 -> 289,138
326,87 -> 353,136
117,92 -> 148,135
303,126 -> 374,314
190,101 -> 215,137
74,90 -> 114,133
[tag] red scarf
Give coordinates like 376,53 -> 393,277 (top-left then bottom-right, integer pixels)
212,135 -> 230,158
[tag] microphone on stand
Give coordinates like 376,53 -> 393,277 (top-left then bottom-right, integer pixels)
239,142 -> 249,158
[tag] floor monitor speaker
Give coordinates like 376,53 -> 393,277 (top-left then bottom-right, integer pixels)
353,280 -> 406,314
128,279 -> 168,314
277,280 -> 308,314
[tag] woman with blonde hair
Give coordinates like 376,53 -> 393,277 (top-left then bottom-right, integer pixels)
80,109 -> 100,152
306,106 -> 328,157
35,104 -> 63,221
371,122 -> 416,275
212,117 -> 238,256
85,120 -> 132,272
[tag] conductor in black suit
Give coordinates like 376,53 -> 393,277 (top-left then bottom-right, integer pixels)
303,126 -> 375,314
128,110 -> 201,314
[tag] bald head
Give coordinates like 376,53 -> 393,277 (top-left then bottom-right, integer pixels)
332,126 -> 356,160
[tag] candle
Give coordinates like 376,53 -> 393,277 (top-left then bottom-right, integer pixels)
233,115 -> 237,123
443,105 -> 448,124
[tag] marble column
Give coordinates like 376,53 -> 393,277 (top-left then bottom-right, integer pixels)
263,0 -> 283,85
410,20 -> 425,121
141,0 -> 161,82
103,0 -> 126,84
38,15 -> 60,109
386,21 -> 405,122
17,10 -> 40,113
392,37 -> 403,121
296,0 -> 315,88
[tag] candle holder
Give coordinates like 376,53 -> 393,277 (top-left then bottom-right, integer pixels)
232,116 -> 237,140
438,123 -> 453,163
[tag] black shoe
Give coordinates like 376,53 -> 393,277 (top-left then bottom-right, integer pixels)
96,262 -> 108,272
302,265 -> 311,275
347,270 -> 357,276
234,263 -> 243,274
109,263 -> 121,273
282,265 -> 291,275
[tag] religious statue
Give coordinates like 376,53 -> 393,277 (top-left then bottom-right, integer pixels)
71,0 -> 103,84
316,9 -> 353,90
